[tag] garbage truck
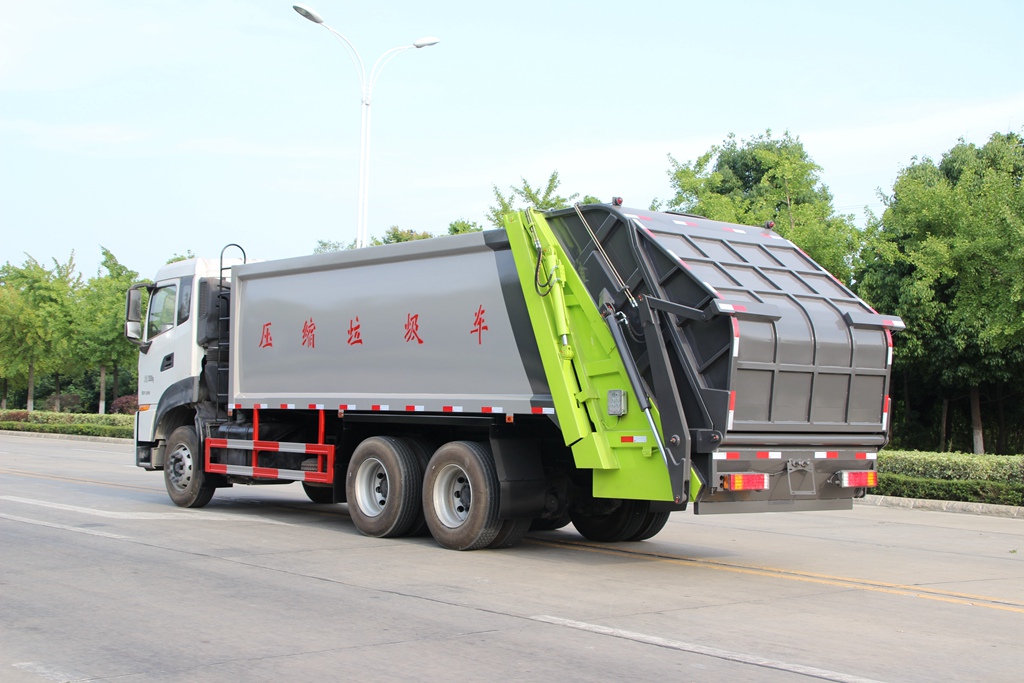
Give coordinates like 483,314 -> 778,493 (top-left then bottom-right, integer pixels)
125,202 -> 904,550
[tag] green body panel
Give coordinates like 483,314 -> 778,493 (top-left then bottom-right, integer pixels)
504,209 -> 675,501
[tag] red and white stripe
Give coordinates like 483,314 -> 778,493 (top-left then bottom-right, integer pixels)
722,226 -> 746,234
885,330 -> 893,367
405,405 -> 425,412
713,451 -> 741,460
815,451 -> 840,459
481,406 -> 504,414
673,219 -> 697,227
308,403 -> 324,410
338,404 -> 357,411
620,435 -> 647,443
279,403 -> 295,410
703,282 -> 722,298
727,391 -> 736,430
442,405 -> 463,413
371,404 -> 389,411
855,452 -> 878,460
732,318 -> 741,357
531,407 -> 555,415
881,396 -> 891,430
756,451 -> 782,459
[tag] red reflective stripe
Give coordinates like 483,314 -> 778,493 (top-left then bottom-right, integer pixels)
729,391 -> 736,410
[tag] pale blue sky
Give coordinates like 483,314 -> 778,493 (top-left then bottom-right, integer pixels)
2,0 -> 1022,280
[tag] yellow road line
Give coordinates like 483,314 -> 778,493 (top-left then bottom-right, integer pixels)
526,537 -> 1024,614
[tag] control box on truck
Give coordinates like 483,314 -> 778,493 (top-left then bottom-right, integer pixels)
125,204 -> 904,550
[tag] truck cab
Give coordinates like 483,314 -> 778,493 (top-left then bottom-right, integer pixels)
125,257 -> 234,471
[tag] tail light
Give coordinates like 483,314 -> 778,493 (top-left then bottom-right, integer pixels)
721,473 -> 769,491
837,470 -> 878,488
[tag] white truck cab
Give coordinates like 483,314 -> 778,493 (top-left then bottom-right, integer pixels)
125,257 -> 238,470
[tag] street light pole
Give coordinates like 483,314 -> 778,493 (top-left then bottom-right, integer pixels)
293,4 -> 438,248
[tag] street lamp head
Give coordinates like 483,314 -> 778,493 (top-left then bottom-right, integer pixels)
293,4 -> 324,24
413,37 -> 440,48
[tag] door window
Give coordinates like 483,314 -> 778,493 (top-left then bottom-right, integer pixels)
146,285 -> 177,339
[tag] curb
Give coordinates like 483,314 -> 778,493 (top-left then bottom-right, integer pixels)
0,430 -> 133,446
856,494 -> 1022,519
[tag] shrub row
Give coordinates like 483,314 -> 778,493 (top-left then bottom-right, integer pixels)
876,473 -> 1024,507
878,450 -> 1024,485
0,421 -> 133,439
0,410 -> 134,428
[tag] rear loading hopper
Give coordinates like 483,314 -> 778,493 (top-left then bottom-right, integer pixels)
537,204 -> 903,513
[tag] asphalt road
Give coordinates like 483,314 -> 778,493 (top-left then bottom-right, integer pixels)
1,432 -> 1022,683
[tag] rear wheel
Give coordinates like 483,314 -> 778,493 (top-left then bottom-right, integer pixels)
569,500 -> 648,542
487,518 -> 531,549
530,512 -> 571,531
423,441 -> 501,551
164,425 -> 215,508
302,482 -> 335,504
346,437 -> 421,538
626,510 -> 671,541
398,437 -> 435,537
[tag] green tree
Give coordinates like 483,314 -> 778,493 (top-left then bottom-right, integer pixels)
0,255 -> 82,410
80,249 -> 140,413
379,226 -> 432,243
664,131 -> 860,283
448,219 -> 482,235
486,171 -> 579,228
856,132 -> 1024,453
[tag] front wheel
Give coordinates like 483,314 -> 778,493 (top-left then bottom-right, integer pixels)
423,441 -> 501,551
302,482 -> 336,504
164,425 -> 215,508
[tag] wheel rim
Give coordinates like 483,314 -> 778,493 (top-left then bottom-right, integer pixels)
433,463 -> 472,529
167,443 -> 194,493
354,457 -> 389,517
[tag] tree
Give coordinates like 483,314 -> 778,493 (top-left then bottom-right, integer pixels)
0,255 -> 82,410
664,131 -> 860,283
855,132 -> 1024,453
486,171 -> 579,228
448,219 -> 482,235
80,249 -> 140,413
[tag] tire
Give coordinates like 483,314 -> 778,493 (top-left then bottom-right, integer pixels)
302,482 -> 336,504
398,437 -> 435,537
626,511 -> 671,541
164,425 -> 215,508
569,500 -> 649,542
530,512 -> 571,531
423,441 -> 502,551
488,518 -> 531,549
345,436 -> 421,538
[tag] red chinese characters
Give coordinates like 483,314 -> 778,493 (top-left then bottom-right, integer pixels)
471,305 -> 488,345
258,322 -> 273,349
301,318 -> 316,349
404,313 -> 423,344
347,317 -> 363,346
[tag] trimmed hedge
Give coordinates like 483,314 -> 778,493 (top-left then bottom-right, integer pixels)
878,450 -> 1024,485
0,421 -> 133,439
0,410 -> 133,428
876,473 -> 1024,507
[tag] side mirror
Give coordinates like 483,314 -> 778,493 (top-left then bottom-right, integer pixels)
125,283 -> 152,352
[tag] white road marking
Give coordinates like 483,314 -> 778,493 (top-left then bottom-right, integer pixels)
13,661 -> 91,682
0,513 -> 128,540
530,615 -> 889,683
0,496 -> 293,525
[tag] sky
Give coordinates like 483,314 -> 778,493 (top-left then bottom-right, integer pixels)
2,0 -> 1022,281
